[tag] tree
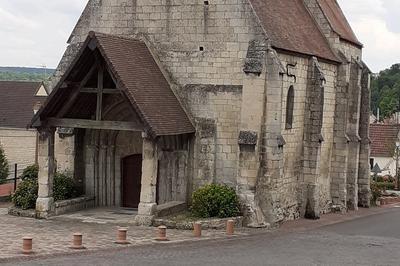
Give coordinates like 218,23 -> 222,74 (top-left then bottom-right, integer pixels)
0,145 -> 9,184
371,63 -> 400,119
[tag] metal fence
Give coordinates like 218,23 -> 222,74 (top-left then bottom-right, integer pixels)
3,164 -> 24,191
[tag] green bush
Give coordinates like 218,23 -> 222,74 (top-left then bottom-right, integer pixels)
12,166 -> 78,209
375,181 -> 395,191
191,184 -> 240,218
0,145 -> 9,184
53,172 -> 77,202
12,178 -> 38,209
20,164 -> 38,180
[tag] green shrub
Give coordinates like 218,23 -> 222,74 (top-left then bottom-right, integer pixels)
0,145 -> 9,184
191,184 -> 240,218
12,178 -> 38,209
53,172 -> 77,201
20,164 -> 38,180
12,165 -> 78,209
375,181 -> 395,191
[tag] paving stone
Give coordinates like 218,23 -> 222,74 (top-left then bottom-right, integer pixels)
0,208 -> 248,260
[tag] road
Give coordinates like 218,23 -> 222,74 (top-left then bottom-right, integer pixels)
5,207 -> 400,266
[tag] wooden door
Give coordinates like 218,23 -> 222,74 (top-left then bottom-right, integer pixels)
122,154 -> 142,208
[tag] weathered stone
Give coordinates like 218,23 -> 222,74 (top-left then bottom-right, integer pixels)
37,1 -> 370,227
238,131 -> 258,146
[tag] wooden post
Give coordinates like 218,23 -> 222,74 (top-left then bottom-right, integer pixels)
96,65 -> 104,121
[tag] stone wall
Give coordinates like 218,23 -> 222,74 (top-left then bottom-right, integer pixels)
0,128 -> 37,176
46,0 -> 371,225
50,0 -> 265,90
304,0 -> 371,211
180,84 -> 242,189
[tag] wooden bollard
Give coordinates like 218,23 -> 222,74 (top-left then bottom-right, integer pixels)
22,237 -> 33,255
70,233 -> 85,249
156,225 -> 168,241
116,228 -> 130,244
193,222 -> 202,237
226,220 -> 235,235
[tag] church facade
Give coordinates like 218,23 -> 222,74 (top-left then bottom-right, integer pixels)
32,0 -> 371,226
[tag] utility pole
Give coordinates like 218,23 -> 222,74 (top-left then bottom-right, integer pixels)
397,141 -> 400,190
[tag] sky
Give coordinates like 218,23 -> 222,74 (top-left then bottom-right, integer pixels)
0,0 -> 399,73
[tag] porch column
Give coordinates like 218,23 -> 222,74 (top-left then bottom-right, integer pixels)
135,132 -> 158,226
36,127 -> 56,218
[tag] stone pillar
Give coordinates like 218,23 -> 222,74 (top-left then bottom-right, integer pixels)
135,132 -> 158,226
346,61 -> 362,211
330,64 -> 349,212
36,128 -> 56,218
252,47 -> 285,227
358,63 -> 371,207
300,57 -> 325,219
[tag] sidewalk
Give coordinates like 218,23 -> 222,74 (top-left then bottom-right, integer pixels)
1,203 -> 399,262
0,208 -> 246,262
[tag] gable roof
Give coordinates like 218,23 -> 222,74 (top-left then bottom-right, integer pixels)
249,0 -> 339,62
0,81 -> 47,129
317,0 -> 362,47
34,32 -> 194,137
370,124 -> 400,157
95,33 -> 194,136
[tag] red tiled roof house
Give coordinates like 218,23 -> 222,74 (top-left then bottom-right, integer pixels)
0,81 -> 47,184
370,124 -> 400,176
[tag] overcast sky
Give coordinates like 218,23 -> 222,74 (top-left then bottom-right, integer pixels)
0,0 -> 398,73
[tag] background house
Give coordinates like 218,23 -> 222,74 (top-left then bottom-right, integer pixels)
370,123 -> 400,177
0,81 -> 48,178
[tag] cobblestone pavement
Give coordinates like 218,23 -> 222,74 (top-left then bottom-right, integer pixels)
5,206 -> 400,266
0,207 -> 247,261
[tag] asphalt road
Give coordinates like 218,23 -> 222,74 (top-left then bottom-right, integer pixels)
6,207 -> 400,266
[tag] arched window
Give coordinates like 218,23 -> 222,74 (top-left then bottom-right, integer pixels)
286,85 -> 294,129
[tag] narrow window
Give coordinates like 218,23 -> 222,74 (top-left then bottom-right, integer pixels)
286,85 -> 294,129
320,86 -> 325,127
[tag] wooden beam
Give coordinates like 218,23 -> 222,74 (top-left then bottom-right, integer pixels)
47,118 -> 143,132
96,65 -> 104,121
81,88 -> 120,94
57,64 -> 98,118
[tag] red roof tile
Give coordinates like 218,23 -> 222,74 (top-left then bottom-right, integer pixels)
0,81 -> 46,129
370,124 -> 400,157
317,0 -> 362,47
95,33 -> 194,136
34,33 -> 194,137
249,0 -> 338,62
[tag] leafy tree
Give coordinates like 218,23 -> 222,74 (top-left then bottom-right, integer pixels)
0,145 -> 9,184
371,63 -> 400,120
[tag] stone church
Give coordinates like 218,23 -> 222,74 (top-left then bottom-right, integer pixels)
32,0 -> 371,226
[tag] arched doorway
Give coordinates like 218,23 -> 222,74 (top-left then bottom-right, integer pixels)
122,154 -> 142,208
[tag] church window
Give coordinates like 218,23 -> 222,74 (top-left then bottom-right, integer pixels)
286,85 -> 294,129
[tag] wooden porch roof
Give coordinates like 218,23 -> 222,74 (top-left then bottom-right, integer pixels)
32,32 -> 195,137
